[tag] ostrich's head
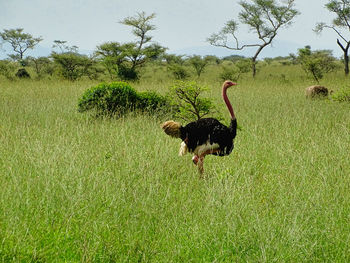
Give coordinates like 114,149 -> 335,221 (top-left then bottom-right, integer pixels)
223,80 -> 237,89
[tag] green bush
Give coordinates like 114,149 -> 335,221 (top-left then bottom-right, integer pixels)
219,59 -> 250,82
331,87 -> 350,102
219,66 -> 239,82
167,64 -> 189,80
78,81 -> 170,116
78,82 -> 138,115
0,60 -> 16,80
137,91 -> 169,111
117,65 -> 139,81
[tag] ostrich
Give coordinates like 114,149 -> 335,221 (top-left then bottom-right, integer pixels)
161,80 -> 237,174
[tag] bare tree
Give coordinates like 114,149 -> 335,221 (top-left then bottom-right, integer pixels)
208,0 -> 299,77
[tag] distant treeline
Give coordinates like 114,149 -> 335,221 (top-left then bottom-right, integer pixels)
1,0 -> 350,82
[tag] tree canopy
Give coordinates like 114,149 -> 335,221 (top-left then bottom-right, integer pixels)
94,12 -> 166,80
0,28 -> 42,61
208,0 -> 299,77
297,45 -> 339,82
315,0 -> 350,75
119,12 -> 165,70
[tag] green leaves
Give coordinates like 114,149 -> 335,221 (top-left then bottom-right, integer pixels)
188,55 -> 210,77
297,46 -> 339,82
0,28 -> 42,60
316,1 -> 350,35
78,82 -> 169,116
94,13 -> 165,81
78,82 -> 139,115
222,20 -> 239,35
239,0 -> 298,37
52,52 -> 100,81
331,86 -> 350,102
315,0 -> 350,75
169,81 -> 219,121
219,58 -> 251,82
120,12 -> 156,46
0,60 -> 16,80
326,0 -> 350,28
208,0 -> 299,76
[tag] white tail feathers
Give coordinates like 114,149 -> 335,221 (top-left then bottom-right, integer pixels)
161,121 -> 182,138
179,141 -> 188,156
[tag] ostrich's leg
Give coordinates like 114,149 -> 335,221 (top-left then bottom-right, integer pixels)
193,149 -> 219,166
197,148 -> 220,176
198,156 -> 205,175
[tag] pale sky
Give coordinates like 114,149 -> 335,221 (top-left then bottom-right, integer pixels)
0,0 -> 347,58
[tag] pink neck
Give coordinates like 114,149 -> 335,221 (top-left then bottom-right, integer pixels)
222,84 -> 235,120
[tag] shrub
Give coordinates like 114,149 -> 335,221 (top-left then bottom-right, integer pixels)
167,64 -> 189,80
0,60 -> 16,80
219,66 -> 239,82
78,82 -> 139,115
78,81 -> 170,116
117,65 -> 139,81
219,59 -> 250,82
137,91 -> 169,111
188,55 -> 209,77
331,87 -> 350,102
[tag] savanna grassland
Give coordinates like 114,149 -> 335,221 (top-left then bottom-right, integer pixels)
0,64 -> 350,262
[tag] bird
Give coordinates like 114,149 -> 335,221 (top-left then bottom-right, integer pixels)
161,80 -> 238,175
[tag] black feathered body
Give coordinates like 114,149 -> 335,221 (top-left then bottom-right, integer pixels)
179,118 -> 237,156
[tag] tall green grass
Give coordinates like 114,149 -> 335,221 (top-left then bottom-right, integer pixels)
0,67 -> 349,262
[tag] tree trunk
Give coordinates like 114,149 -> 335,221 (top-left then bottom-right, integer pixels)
337,39 -> 350,76
252,58 -> 257,77
344,52 -> 349,76
251,42 -> 269,78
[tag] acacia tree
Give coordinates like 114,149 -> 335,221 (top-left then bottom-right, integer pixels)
163,54 -> 186,65
121,12 -> 155,67
51,41 -> 101,81
95,41 -> 165,80
27,56 -> 52,78
52,40 -> 78,53
297,46 -> 339,83
52,52 -> 102,81
315,0 -> 350,75
208,0 -> 299,77
0,28 -> 42,61
95,42 -> 126,79
162,54 -> 189,80
120,12 -> 165,72
188,55 -> 210,77
95,12 -> 165,80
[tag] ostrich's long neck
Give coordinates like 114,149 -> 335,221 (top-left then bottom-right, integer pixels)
222,85 -> 235,120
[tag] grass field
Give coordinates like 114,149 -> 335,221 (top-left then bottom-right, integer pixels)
1,66 -> 350,262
